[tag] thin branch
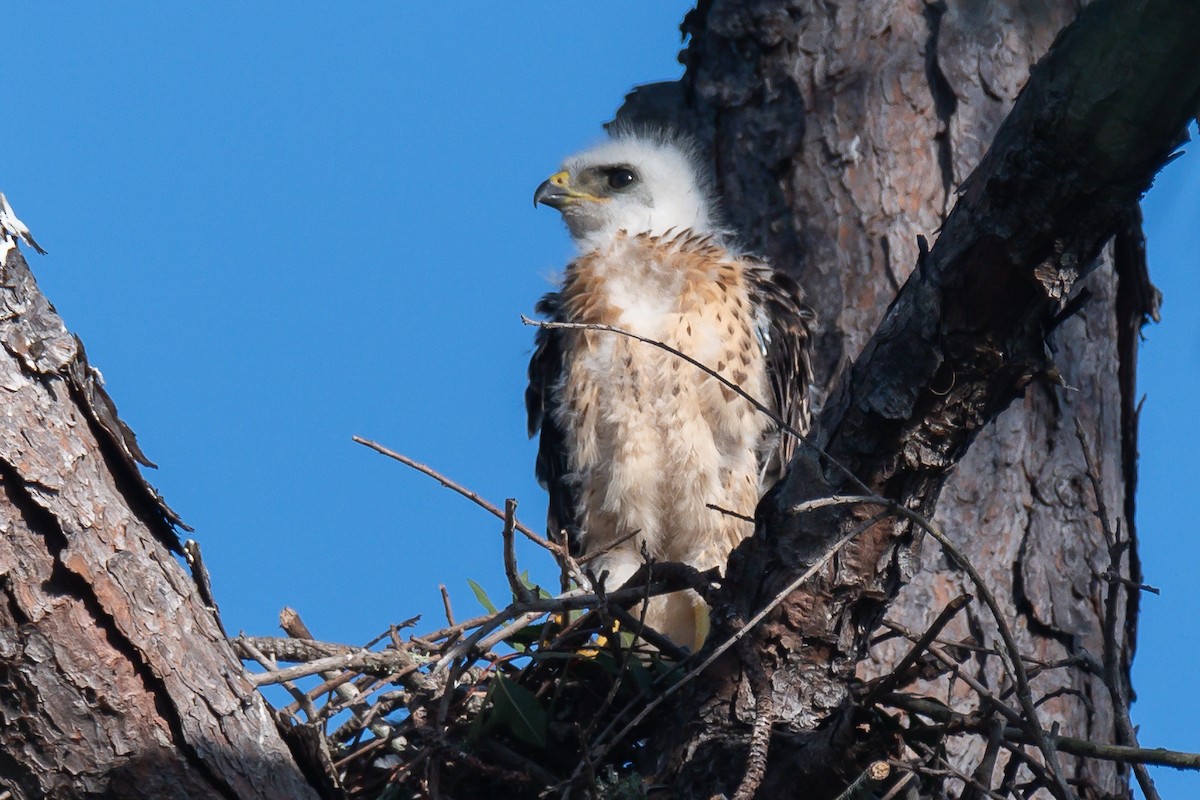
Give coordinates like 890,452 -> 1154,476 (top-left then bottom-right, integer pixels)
862,593 -> 972,705
587,513 -> 880,765
608,604 -> 690,662
884,500 -> 1075,800
248,646 -> 429,687
576,528 -> 643,565
705,502 -> 756,523
915,745 -> 1009,800
435,565 -> 709,669
833,761 -> 892,800
962,716 -> 1005,800
439,584 -> 455,626
1101,570 -> 1159,595
235,635 -> 314,720
883,692 -> 1200,769
502,499 -> 535,604
1076,419 -> 1162,800
878,770 -> 916,800
786,494 -> 879,515
353,436 -> 560,555
233,635 -> 359,663
878,629 -> 1024,730
523,316 -> 798,440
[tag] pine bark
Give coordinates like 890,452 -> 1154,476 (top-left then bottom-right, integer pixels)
620,0 -> 1195,797
0,243 -> 318,799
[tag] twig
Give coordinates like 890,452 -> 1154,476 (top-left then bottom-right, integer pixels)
787,494 -> 879,515
1076,419 -> 1162,800
439,584 -> 455,626
878,770 -> 916,800
249,647 -> 429,686
608,604 -> 689,662
502,499 -> 535,604
706,502 -> 755,523
962,715 -> 1005,800
879,630 -> 1023,730
353,436 -> 559,555
233,635 -> 358,663
576,528 -> 642,565
474,738 -> 560,788
587,514 -> 878,766
917,745 -> 1008,800
474,610 -> 548,653
435,566 -> 708,669
883,501 -> 1076,800
524,316 -> 800,440
412,613 -> 494,646
833,761 -> 891,800
882,692 -> 1200,769
1100,570 -> 1159,594
862,593 -> 972,705
236,635 -> 314,721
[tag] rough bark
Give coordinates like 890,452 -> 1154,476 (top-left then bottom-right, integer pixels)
620,0 -> 1195,797
0,239 -> 319,799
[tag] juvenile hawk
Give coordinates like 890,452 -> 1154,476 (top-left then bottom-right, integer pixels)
527,129 -> 814,649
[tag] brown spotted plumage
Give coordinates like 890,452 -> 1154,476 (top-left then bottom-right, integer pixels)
527,130 -> 814,649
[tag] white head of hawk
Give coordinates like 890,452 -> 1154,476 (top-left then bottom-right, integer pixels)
533,130 -> 718,247
527,128 -> 813,651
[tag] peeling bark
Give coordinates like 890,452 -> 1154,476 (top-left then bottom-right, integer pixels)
0,240 -> 318,800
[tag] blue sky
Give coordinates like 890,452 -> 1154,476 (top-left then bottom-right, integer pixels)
4,5 -> 1196,796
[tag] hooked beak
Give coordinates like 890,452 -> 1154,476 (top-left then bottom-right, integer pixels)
534,170 -> 603,210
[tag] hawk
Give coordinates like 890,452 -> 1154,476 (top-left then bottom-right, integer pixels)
527,129 -> 814,649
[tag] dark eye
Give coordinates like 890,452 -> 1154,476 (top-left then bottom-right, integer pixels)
607,168 -> 637,190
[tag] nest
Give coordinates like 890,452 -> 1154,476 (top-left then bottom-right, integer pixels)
229,456 -> 713,799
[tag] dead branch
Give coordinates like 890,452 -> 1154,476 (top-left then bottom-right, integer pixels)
502,498 -> 535,604
862,594 -> 972,705
883,692 -> 1200,769
1076,420 -> 1162,800
833,762 -> 891,800
352,436 -> 559,556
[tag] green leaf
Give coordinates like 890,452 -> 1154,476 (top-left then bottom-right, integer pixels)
489,675 -> 547,748
627,658 -> 654,693
467,579 -> 498,614
517,570 -> 552,600
505,622 -> 546,648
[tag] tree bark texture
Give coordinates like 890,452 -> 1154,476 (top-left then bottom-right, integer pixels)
620,0 -> 1195,797
0,241 -> 319,799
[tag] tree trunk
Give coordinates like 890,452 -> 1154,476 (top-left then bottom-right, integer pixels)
0,237 -> 319,799
620,1 -> 1191,797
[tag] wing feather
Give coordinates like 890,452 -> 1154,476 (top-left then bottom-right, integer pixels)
525,292 -> 583,552
747,262 -> 816,485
